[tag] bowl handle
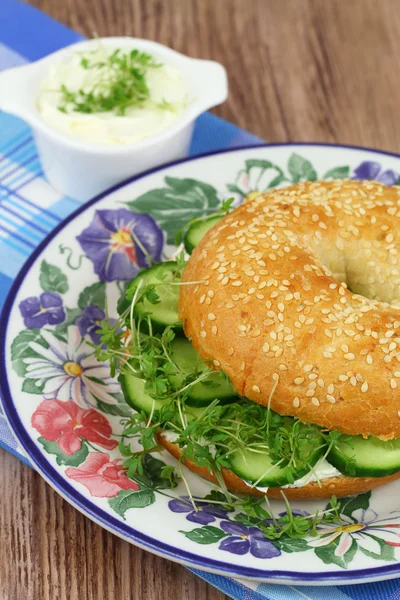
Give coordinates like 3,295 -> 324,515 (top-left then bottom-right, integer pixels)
0,64 -> 34,119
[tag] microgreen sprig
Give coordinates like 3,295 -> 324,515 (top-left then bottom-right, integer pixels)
58,48 -> 167,116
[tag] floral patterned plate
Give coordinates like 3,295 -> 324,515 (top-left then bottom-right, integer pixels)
2,143 -> 400,585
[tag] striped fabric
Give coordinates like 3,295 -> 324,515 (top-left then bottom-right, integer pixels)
1,1 -> 399,598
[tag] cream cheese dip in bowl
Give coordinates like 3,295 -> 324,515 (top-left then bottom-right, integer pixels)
0,38 -> 228,201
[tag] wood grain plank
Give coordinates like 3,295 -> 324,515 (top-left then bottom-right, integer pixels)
5,0 -> 400,597
0,450 -> 227,600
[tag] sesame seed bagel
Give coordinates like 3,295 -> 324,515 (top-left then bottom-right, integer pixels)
158,431 -> 400,499
179,179 -> 400,439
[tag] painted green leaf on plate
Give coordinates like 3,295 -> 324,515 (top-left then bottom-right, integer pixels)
109,488 -> 155,518
78,282 -> 106,311
288,153 -> 317,183
125,177 -> 220,243
38,436 -> 89,466
180,525 -> 228,545
40,260 -> 69,294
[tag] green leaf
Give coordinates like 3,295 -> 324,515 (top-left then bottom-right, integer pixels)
359,533 -> 395,561
180,526 -> 228,545
78,282 -> 106,310
203,490 -> 234,512
314,537 -> 357,569
96,398 -> 132,417
53,308 -> 82,338
288,153 -> 317,183
334,492 -> 371,520
22,378 -> 45,394
140,454 -> 175,490
40,260 -> 69,294
125,177 -> 220,243
275,537 -> 309,553
11,329 -> 48,376
241,159 -> 286,191
267,173 -> 286,189
109,488 -> 155,518
38,436 -> 89,466
245,159 -> 274,171
323,166 -> 350,180
226,183 -> 246,196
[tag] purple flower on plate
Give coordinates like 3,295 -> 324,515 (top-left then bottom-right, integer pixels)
218,521 -> 281,559
168,496 -> 228,524
75,305 -> 106,345
77,208 -> 164,282
19,292 -> 65,328
352,161 -> 399,186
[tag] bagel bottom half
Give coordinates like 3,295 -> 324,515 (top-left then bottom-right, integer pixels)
158,432 -> 400,500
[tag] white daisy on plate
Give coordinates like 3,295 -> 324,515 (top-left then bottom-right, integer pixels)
309,508 -> 400,557
23,325 -> 120,408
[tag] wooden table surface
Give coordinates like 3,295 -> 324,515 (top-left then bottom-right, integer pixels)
3,0 -> 400,598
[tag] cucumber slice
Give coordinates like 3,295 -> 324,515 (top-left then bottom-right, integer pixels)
184,215 -> 223,254
169,337 -> 237,407
228,421 -> 325,487
229,449 -> 295,488
117,262 -> 184,334
119,371 -> 166,414
119,369 -> 211,423
328,434 -> 400,477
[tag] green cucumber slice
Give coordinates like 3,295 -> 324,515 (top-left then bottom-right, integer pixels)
117,262 -> 184,334
169,337 -> 237,407
228,421 -> 326,487
119,369 -> 210,422
328,434 -> 400,477
119,370 -> 166,414
184,215 -> 223,254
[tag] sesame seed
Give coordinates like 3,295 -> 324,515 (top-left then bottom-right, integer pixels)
213,359 -> 221,367
200,331 -> 207,338
293,397 -> 300,408
391,379 -> 398,389
252,385 -> 261,393
208,313 -> 216,321
294,377 -> 304,385
311,397 -> 320,406
361,382 -> 368,392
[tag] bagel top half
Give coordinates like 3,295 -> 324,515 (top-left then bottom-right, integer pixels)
178,179 -> 400,440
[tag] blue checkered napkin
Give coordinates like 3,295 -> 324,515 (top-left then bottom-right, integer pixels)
1,1 -> 400,598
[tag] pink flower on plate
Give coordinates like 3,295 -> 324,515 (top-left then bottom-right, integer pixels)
65,453 -> 139,497
32,399 -> 118,455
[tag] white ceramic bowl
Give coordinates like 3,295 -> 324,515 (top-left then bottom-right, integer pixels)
0,37 -> 228,201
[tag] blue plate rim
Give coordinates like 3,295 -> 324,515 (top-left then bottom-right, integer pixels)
2,141 -> 400,583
